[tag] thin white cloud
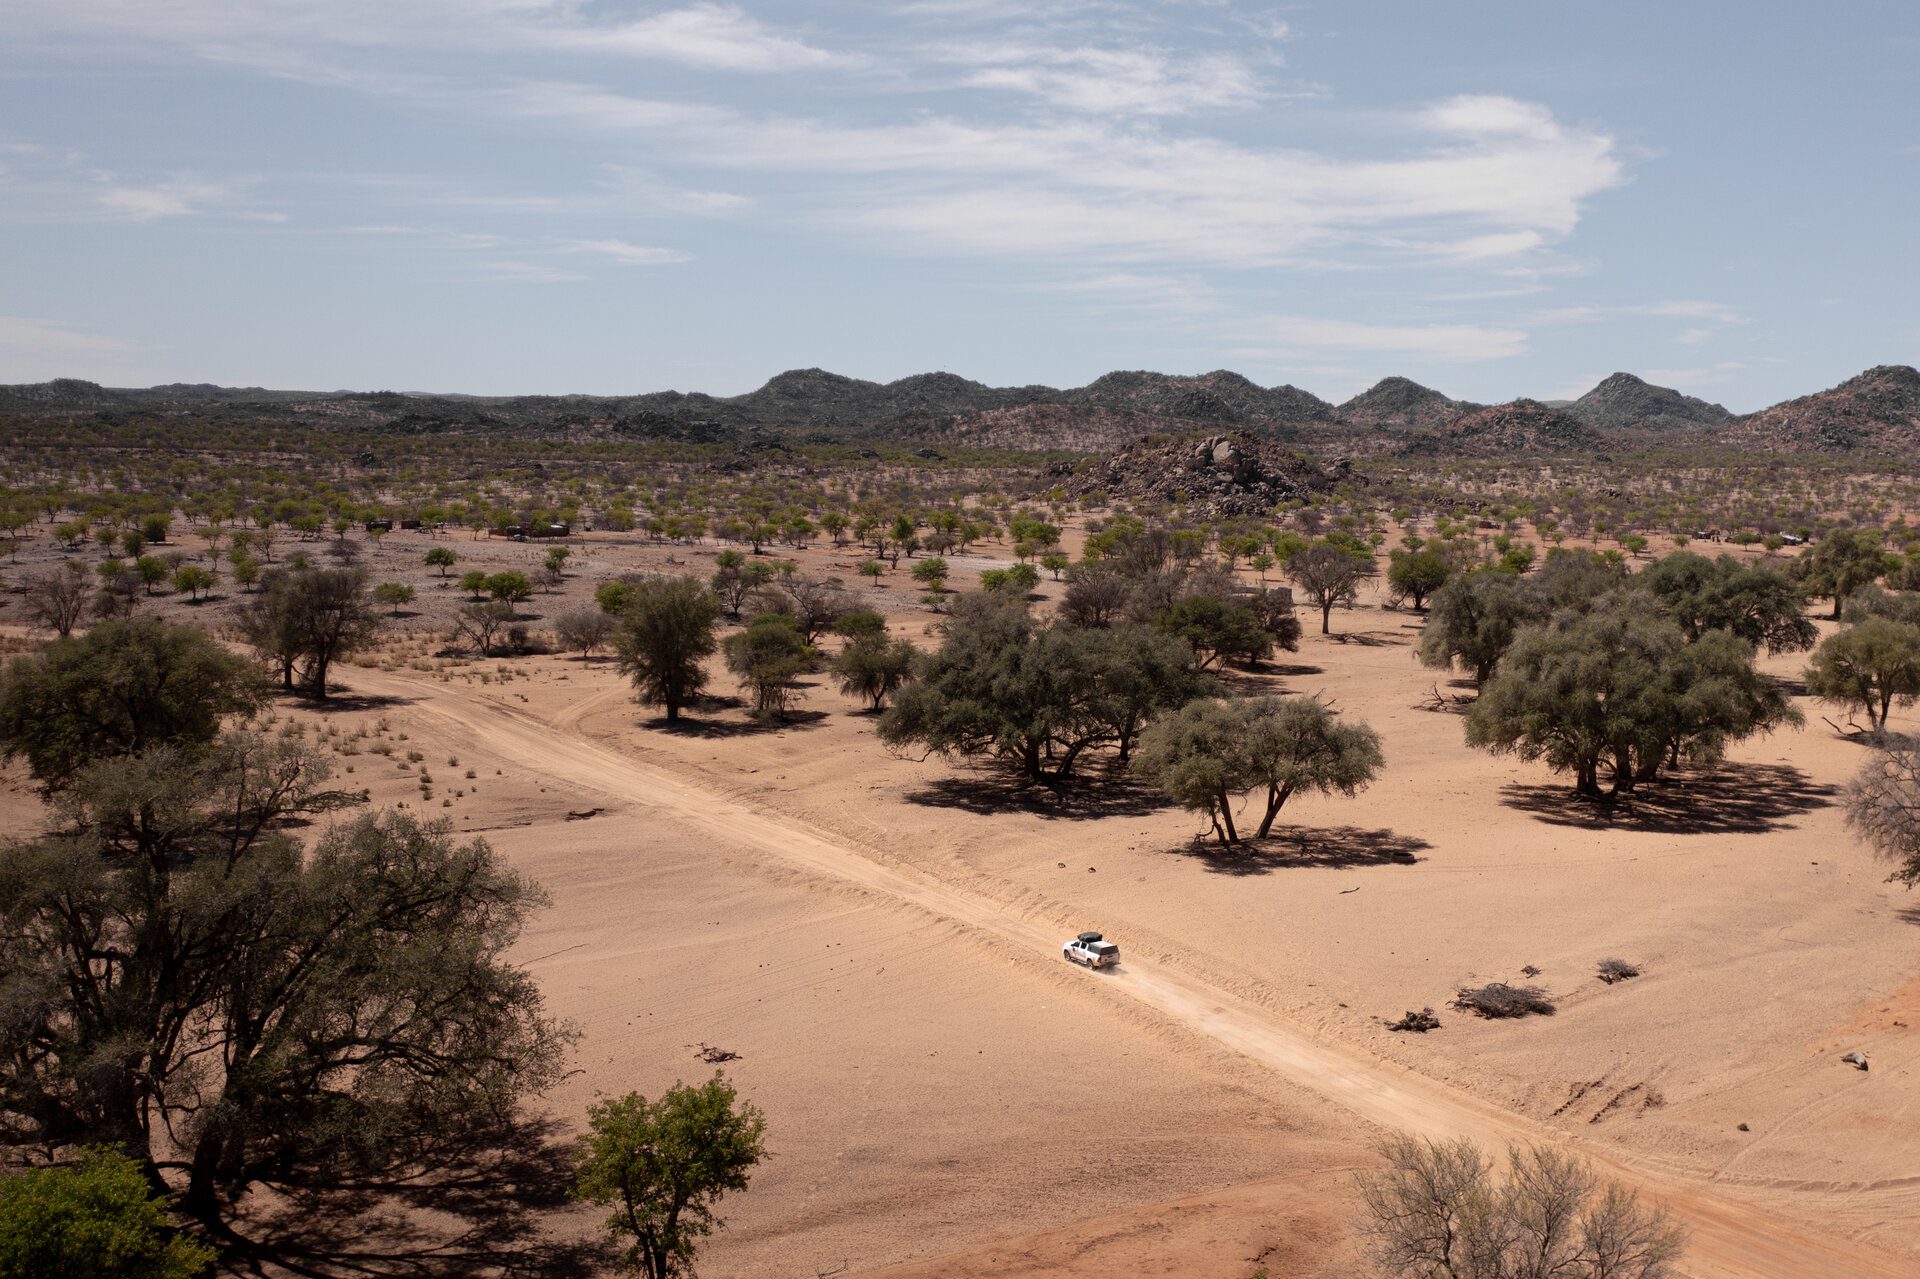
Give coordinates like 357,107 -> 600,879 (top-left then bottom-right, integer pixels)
1041,271 -> 1221,315
462,86 -> 1619,269
99,185 -> 198,220
14,1 -> 858,74
1534,300 -> 1746,324
467,259 -> 588,284
0,315 -> 136,355
938,42 -> 1262,115
564,239 -> 692,265
1233,316 -> 1529,363
1643,362 -> 1746,388
542,4 -> 860,72
1676,327 -> 1712,345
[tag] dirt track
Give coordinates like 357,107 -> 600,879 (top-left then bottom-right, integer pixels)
348,665 -> 1911,1279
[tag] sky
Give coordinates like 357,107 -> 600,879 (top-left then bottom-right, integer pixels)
1,1 -> 1916,410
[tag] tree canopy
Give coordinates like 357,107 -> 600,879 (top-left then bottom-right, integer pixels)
573,1073 -> 767,1279
877,594 -> 1204,782
612,576 -> 722,723
1133,695 -> 1382,843
0,1147 -> 216,1279
1466,597 -> 1796,795
1418,571 -> 1549,684
0,618 -> 267,788
0,734 -> 565,1225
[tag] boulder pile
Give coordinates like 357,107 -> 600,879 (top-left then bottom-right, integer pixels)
1065,432 -> 1351,517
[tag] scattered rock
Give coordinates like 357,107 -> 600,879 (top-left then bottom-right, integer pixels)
565,807 -> 603,821
1841,1051 -> 1869,1071
1064,431 -> 1350,518
1738,1122 -> 1751,1132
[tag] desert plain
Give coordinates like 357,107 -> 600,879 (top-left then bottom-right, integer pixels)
8,522 -> 1910,1278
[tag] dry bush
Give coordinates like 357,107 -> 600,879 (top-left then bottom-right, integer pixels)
1452,982 -> 1556,1019
1356,1135 -> 1685,1279
1595,959 -> 1640,985
1388,1008 -> 1441,1033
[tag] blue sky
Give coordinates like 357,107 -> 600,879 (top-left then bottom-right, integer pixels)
2,1 -> 1915,409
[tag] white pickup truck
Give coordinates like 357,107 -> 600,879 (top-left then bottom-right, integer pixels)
1062,931 -> 1120,968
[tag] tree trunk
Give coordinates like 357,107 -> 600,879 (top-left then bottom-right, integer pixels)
1320,600 -> 1333,634
1610,750 -> 1637,796
1257,782 -> 1294,838
1216,788 -> 1240,844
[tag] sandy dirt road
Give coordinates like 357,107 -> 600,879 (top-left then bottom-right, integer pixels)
351,666 -> 1911,1279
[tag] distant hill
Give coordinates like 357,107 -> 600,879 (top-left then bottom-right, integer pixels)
1718,365 -> 1920,453
8,363 -> 1920,458
1401,400 -> 1605,457
1336,377 -> 1480,432
1062,370 -> 1334,427
1569,372 -> 1732,432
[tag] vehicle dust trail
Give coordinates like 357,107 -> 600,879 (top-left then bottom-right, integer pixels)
353,668 -> 1910,1279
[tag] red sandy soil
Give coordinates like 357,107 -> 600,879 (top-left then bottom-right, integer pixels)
2,532 -> 1916,1278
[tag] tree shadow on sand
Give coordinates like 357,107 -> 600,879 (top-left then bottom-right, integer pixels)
287,689 -> 418,715
219,1115 -> 606,1279
905,767 -> 1172,821
1167,825 -> 1430,876
647,708 -> 832,739
1325,629 -> 1406,647
1500,764 -> 1836,835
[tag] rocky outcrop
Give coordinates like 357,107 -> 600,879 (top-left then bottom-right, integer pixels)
1065,432 -> 1350,517
1719,365 -> 1920,453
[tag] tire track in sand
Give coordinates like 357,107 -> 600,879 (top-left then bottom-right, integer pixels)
354,668 -> 1911,1279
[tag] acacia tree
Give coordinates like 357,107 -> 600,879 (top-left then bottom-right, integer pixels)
0,618 -> 267,788
1386,548 -> 1451,611
0,1147 -> 216,1279
1638,551 -> 1817,651
830,624 -> 919,711
1132,695 -> 1382,844
612,576 -> 721,723
1287,539 -> 1376,634
723,612 -> 811,718
21,560 -> 90,637
237,566 -> 384,698
877,595 -> 1198,782
1795,527 -> 1894,620
1843,744 -> 1920,887
554,607 -> 616,658
1355,1135 -> 1685,1279
572,1073 -> 768,1279
0,735 -> 565,1227
1417,571 -> 1549,684
1467,600 -> 1795,795
454,600 -> 517,657
1804,616 -> 1920,737
1151,595 -> 1276,668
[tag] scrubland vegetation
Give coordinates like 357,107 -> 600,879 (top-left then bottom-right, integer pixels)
4,414 -> 1920,1277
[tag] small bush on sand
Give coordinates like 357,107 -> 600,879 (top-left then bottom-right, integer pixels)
1596,958 -> 1641,984
1388,1008 -> 1441,1033
1452,982 -> 1556,1019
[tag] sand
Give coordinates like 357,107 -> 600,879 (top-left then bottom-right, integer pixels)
4,531 -> 1917,1277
